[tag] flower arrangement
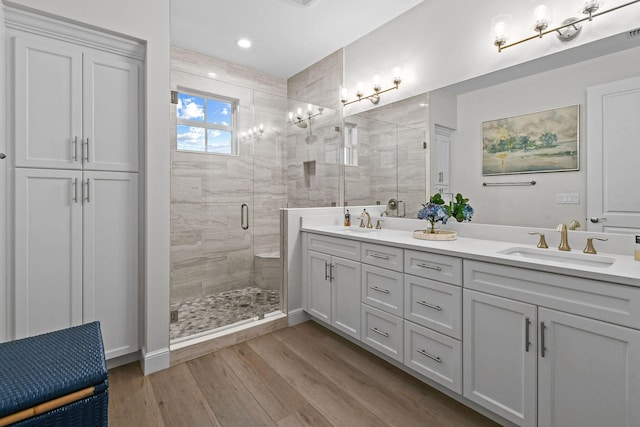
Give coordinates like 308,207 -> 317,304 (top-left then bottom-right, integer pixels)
417,193 -> 474,233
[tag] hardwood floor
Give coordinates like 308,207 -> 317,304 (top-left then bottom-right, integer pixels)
109,321 -> 500,427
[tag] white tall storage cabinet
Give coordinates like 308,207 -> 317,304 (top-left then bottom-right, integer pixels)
6,7 -> 143,360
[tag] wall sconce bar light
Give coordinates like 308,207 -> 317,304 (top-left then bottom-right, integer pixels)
493,0 -> 640,52
340,66 -> 402,107
288,104 -> 324,128
242,124 -> 264,139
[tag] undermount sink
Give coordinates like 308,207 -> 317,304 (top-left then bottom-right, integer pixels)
343,226 -> 377,233
498,246 -> 615,268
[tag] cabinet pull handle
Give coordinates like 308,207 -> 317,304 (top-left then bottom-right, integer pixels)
417,349 -> 442,363
416,263 -> 442,271
525,317 -> 531,352
329,264 -> 334,282
84,178 -> 91,203
72,179 -> 78,204
540,322 -> 547,358
370,253 -> 390,260
417,300 -> 442,311
72,137 -> 78,161
371,286 -> 390,294
84,137 -> 90,162
324,262 -> 330,281
369,327 -> 389,338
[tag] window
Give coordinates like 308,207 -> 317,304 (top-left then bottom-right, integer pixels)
343,122 -> 358,166
176,90 -> 238,155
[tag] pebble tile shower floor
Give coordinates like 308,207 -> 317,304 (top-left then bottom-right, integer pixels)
169,287 -> 281,340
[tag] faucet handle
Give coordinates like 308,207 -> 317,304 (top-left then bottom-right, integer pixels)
528,232 -> 549,248
359,218 -> 366,228
583,237 -> 608,254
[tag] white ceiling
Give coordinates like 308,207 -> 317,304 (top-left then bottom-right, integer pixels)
170,0 -> 424,79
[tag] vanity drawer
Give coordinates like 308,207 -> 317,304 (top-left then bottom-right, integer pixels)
404,250 -> 462,286
404,274 -> 461,339
404,321 -> 461,394
361,304 -> 404,362
307,233 -> 361,261
362,243 -> 403,272
362,265 -> 403,316
464,260 -> 640,329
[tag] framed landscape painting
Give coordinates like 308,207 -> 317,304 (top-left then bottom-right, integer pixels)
482,105 -> 579,175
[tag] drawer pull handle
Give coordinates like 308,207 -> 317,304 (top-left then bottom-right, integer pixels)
370,253 -> 390,260
417,349 -> 442,363
417,301 -> 442,311
371,286 -> 390,294
370,327 -> 389,338
416,263 -> 442,271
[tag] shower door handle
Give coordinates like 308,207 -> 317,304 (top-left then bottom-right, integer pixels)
241,203 -> 249,230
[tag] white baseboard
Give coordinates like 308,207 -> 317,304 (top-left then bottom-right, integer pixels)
287,308 -> 310,326
141,346 -> 170,375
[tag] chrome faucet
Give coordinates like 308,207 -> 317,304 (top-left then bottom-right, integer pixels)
360,209 -> 373,229
556,223 -> 571,251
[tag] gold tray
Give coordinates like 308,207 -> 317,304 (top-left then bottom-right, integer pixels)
412,229 -> 457,241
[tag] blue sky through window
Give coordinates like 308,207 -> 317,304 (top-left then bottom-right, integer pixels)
176,91 -> 236,155
206,99 -> 232,126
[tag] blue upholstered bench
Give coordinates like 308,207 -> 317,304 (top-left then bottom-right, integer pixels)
0,322 -> 108,426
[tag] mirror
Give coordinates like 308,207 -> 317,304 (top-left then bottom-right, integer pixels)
344,93 -> 428,219
286,100 -> 340,208
344,40 -> 640,229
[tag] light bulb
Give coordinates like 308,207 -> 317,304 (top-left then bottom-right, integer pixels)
372,74 -> 382,91
356,81 -> 365,97
392,65 -> 402,83
533,5 -> 550,33
307,104 -> 313,114
491,14 -> 512,48
288,111 -> 293,122
297,107 -> 303,117
339,85 -> 349,103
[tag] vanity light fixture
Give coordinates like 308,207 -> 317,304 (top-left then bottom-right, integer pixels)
340,65 -> 402,107
493,0 -> 640,52
287,104 -> 324,129
242,124 -> 264,140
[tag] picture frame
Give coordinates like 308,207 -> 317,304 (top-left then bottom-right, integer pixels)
482,105 -> 579,176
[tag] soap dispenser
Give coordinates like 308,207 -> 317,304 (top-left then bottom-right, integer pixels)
344,209 -> 351,227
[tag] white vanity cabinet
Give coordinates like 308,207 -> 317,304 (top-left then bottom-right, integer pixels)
403,250 -> 463,393
463,260 -> 640,427
305,234 -> 361,339
360,243 -> 405,362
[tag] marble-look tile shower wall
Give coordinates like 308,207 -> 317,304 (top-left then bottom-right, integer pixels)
170,47 -> 287,303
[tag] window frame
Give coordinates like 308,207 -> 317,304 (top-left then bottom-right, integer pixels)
343,122 -> 358,167
176,88 -> 239,156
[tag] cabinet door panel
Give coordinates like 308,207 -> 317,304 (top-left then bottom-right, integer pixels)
332,257 -> 361,339
538,308 -> 640,427
307,251 -> 332,323
463,290 -> 537,427
83,171 -> 138,358
14,36 -> 82,169
83,54 -> 140,172
15,169 -> 83,337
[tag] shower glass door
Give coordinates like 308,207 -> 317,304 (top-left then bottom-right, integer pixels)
169,90 -> 285,342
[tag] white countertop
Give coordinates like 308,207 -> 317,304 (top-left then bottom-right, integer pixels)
301,224 -> 640,287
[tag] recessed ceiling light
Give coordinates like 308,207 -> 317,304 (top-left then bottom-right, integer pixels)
236,38 -> 252,48
207,72 -> 217,78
